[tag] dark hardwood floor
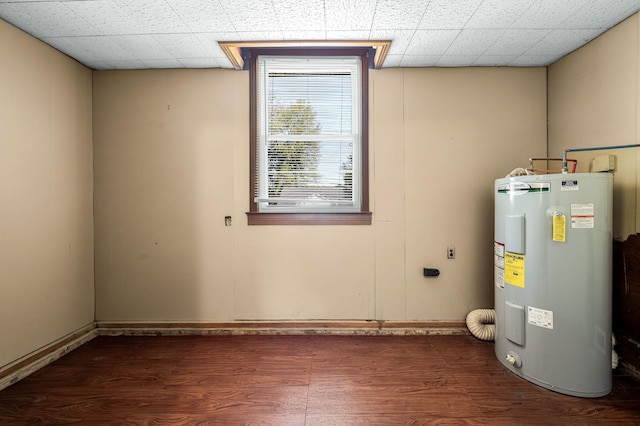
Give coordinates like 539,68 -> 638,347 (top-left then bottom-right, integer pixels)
1,334 -> 639,425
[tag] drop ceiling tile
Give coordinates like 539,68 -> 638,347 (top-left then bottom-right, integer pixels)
64,0 -> 143,35
107,59 -> 148,69
405,30 -> 459,56
111,35 -> 172,60
371,0 -> 429,30
418,0 -> 483,30
526,29 -> 602,56
400,55 -> 441,67
141,58 -> 183,68
195,32 -> 243,57
114,0 -> 190,33
326,30 -> 371,40
152,33 -> 212,58
4,0 -> 640,69
437,55 -> 480,67
369,29 -> 414,55
68,36 -> 138,61
561,0 -> 640,29
464,0 -> 535,29
272,0 -> 325,31
0,2 -> 97,37
197,31 -> 242,43
237,31 -> 284,41
178,58 -> 222,68
167,0 -> 235,33
380,54 -> 402,67
43,35 -> 137,68
484,29 -> 551,56
219,0 -> 282,32
445,29 -> 503,55
42,36 -> 102,62
281,30 -> 327,40
510,0 -> 587,29
82,60 -> 110,70
510,54 -> 561,66
325,0 -> 377,31
472,55 -> 518,66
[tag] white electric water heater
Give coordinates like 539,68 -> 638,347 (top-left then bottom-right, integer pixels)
494,173 -> 613,397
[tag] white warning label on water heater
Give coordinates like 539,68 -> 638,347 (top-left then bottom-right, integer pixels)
527,306 -> 553,329
570,203 -> 595,229
494,242 -> 505,289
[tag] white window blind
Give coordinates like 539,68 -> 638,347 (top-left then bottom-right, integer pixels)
255,55 -> 361,212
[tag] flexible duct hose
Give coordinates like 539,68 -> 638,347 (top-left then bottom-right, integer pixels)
466,309 -> 496,341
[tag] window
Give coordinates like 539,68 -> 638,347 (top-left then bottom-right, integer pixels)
246,48 -> 372,225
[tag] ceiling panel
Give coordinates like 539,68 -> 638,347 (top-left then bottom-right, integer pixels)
561,0 -> 640,29
400,55 -> 441,67
510,0 -> 587,29
114,0 -> 190,33
166,0 -> 236,33
273,0 -> 325,31
0,2 -> 96,37
64,1 -> 142,35
152,33 -> 212,58
439,55 -> 482,67
484,29 -> 551,56
464,0 -> 534,29
141,58 -> 183,68
1,0 -> 639,69
510,54 -> 561,66
68,35 -> 137,62
42,36 -> 102,63
418,0 -> 483,30
405,30 -> 460,56
369,29 -> 414,55
371,0 -> 428,30
111,35 -> 172,60
219,0 -> 281,33
325,0 -> 377,31
473,55 -> 519,66
444,29 -> 504,56
526,29 -> 603,56
382,54 -> 402,67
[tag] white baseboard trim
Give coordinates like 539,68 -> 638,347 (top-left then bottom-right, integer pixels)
0,323 -> 98,392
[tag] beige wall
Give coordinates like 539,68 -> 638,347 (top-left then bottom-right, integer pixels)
4,3 -> 637,375
548,13 -> 640,239
0,20 -> 94,368
93,66 -> 546,322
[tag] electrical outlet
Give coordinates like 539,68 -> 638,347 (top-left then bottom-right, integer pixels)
447,245 -> 455,259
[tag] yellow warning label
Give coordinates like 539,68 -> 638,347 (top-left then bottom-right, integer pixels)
504,252 -> 525,288
553,214 -> 566,242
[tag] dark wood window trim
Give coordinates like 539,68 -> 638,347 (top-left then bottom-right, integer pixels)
247,212 -> 372,226
246,47 -> 372,226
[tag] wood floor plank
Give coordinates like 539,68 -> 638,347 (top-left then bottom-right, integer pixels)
0,334 -> 639,425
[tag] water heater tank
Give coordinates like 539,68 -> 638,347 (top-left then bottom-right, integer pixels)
494,172 -> 613,397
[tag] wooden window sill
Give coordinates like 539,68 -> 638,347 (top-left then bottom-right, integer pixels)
246,212 -> 372,225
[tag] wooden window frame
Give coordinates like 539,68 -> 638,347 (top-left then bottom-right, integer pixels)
246,47 -> 372,225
